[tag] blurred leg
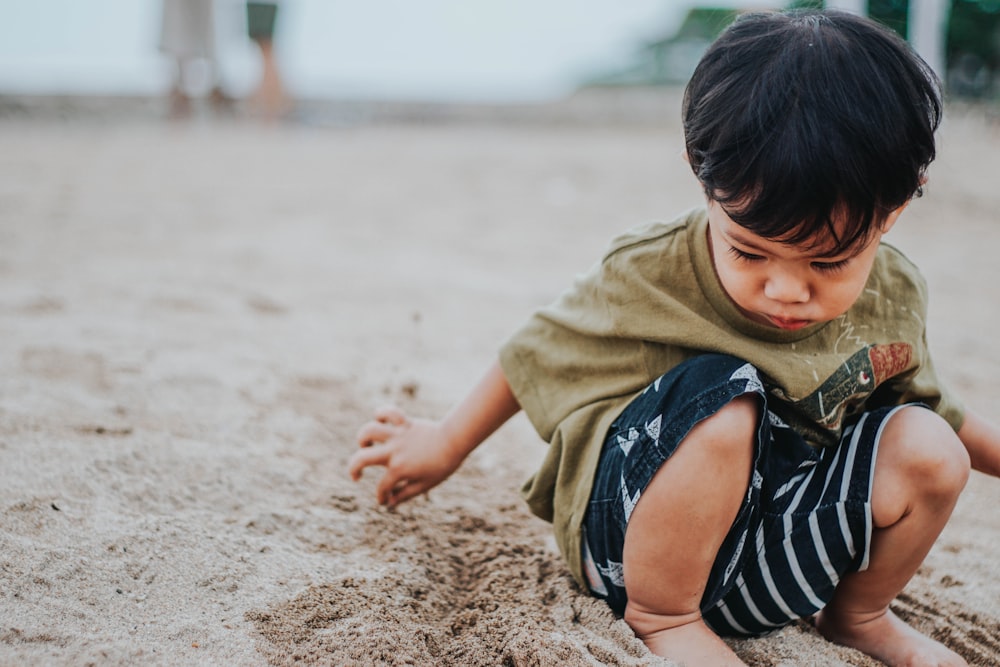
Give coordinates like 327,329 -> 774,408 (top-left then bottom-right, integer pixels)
168,58 -> 192,119
251,39 -> 292,121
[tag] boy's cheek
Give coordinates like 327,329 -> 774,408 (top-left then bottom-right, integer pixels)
717,261 -> 753,293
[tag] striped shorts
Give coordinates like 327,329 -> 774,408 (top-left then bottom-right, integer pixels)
581,353 -> 910,637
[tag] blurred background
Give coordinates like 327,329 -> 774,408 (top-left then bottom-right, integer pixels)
1,0 -> 998,120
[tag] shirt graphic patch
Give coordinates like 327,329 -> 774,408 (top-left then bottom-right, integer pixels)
790,343 -> 912,432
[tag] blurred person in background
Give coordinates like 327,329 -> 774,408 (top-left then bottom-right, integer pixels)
159,0 -> 232,118
246,1 -> 292,121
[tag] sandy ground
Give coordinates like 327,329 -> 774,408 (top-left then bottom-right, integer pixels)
1,91 -> 999,666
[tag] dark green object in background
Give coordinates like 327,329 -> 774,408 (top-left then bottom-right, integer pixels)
247,2 -> 278,41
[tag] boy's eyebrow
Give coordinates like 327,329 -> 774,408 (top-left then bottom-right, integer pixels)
723,228 -> 860,260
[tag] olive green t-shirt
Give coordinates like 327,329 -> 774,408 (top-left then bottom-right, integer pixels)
498,207 -> 964,588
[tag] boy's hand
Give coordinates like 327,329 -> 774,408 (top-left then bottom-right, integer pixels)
349,406 -> 465,507
348,361 -> 521,508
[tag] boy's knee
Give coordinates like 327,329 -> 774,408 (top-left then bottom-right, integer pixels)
875,407 -> 970,517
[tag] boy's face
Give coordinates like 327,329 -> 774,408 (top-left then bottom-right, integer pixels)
706,201 -> 903,331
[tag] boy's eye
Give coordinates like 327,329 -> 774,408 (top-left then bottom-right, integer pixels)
811,258 -> 851,273
728,247 -> 765,263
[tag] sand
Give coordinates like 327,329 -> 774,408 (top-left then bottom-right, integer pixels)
1,91 -> 999,666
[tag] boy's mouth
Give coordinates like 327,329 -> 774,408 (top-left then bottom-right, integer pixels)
766,315 -> 812,331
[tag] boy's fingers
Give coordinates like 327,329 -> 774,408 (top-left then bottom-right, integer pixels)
388,481 -> 425,507
373,406 -> 407,426
376,471 -> 409,506
356,421 -> 398,447
347,445 -> 390,480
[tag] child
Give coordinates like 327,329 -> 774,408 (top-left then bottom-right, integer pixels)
349,10 -> 1000,666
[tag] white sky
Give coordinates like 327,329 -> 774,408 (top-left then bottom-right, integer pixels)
0,0 -> 784,102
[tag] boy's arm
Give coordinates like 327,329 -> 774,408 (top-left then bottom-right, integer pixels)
348,359 -> 522,507
957,408 -> 1000,478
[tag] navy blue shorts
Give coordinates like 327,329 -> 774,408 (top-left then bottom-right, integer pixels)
582,354 -> 910,637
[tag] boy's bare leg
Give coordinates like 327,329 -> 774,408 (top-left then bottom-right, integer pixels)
816,407 -> 971,667
622,395 -> 757,666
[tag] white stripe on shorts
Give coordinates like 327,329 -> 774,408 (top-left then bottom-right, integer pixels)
857,404 -> 905,572
724,411 -> 884,632
754,524 -> 797,620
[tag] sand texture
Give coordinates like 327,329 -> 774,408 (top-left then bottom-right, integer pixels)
1,92 -> 999,665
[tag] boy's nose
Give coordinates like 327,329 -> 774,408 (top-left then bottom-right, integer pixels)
764,272 -> 810,304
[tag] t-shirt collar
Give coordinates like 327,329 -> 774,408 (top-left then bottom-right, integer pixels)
687,208 -> 828,343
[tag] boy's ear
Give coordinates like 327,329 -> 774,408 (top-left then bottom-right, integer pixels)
881,200 -> 911,234
883,175 -> 927,233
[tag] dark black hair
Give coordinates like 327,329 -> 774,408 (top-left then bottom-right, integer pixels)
683,10 -> 942,252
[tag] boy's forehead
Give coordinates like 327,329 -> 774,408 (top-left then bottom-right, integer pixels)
713,203 -> 875,257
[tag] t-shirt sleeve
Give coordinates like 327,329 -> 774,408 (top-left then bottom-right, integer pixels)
498,222 -> 693,442
498,255 -> 648,442
882,329 -> 966,432
868,251 -> 966,431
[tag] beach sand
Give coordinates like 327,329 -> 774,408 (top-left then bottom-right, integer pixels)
1,91 -> 998,666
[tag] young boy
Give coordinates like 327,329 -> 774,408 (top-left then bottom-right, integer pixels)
349,10 -> 1000,666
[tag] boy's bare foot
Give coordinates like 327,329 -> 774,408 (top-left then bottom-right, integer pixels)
815,607 -> 967,667
638,618 -> 747,666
